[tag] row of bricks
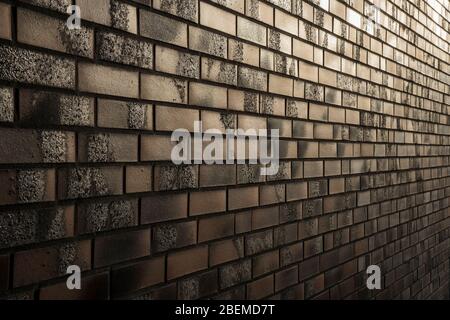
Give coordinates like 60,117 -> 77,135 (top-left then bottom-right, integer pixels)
0,2 -> 448,112
1,171 -> 449,250
1,208 -> 448,299
3,88 -> 450,142
6,0 -> 448,92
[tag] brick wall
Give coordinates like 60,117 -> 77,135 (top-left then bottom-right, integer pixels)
0,0 -> 449,300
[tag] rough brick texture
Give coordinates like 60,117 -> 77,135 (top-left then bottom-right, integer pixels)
0,0 -> 449,301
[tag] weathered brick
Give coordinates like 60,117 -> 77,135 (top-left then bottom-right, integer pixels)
17,8 -> 93,57
141,74 -> 187,103
140,10 -> 187,47
189,26 -> 227,58
97,31 -> 152,68
238,66 -> 268,91
200,2 -> 236,35
237,17 -> 266,46
78,133 -> 138,162
0,206 -> 74,249
201,57 -> 237,85
20,90 -> 94,127
152,220 -> 197,252
153,0 -> 198,22
98,99 -> 152,130
77,199 -> 138,234
0,44 -> 75,88
178,269 -> 218,300
167,246 -> 208,280
219,259 -> 251,289
141,193 -> 187,224
0,87 -> 13,122
13,240 -> 91,287
155,46 -> 200,78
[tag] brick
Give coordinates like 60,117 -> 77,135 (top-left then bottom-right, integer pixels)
237,17 -> 266,46
40,272 -> 109,300
189,26 -> 227,58
97,99 -> 152,130
155,46 -> 200,78
211,0 -> 244,13
0,3 -> 11,40
140,135 -> 176,161
111,256 -> 164,297
0,87 -> 13,122
78,133 -> 138,162
199,214 -> 234,242
229,39 -> 259,67
0,206 -> 74,249
94,229 -> 150,267
0,44 -> 75,88
126,165 -> 152,193
167,246 -> 208,280
141,74 -> 187,103
247,274 -> 274,299
140,10 -> 187,47
210,238 -> 244,266
189,82 -> 227,109
155,105 -> 199,131
18,8 -> 93,57
245,229 -> 273,255
228,186 -> 259,210
190,190 -> 226,215
253,250 -> 279,277
0,169 -> 55,205
141,193 -> 187,224
178,269 -> 218,299
152,221 -> 197,252
78,62 -> 138,98
13,240 -> 91,287
200,2 -> 236,35
201,57 -> 237,85
275,9 -> 298,35
58,166 -> 123,200
153,0 -> 198,22
246,0 -> 273,25
20,90 -> 94,127
153,164 -> 198,191
200,164 -> 236,187
269,74 -> 293,96
219,259 -> 251,289
23,0 -> 70,12
237,67 -> 268,91
97,31 -> 152,68
77,199 -> 138,234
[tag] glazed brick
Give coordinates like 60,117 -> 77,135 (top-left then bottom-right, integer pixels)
97,99 -> 152,130
0,3 -> 11,40
275,265 -> 299,292
20,90 -> 94,127
0,206 -> 74,249
0,44 -> 75,88
111,256 -> 164,297
228,186 -> 259,210
140,135 -> 176,161
155,105 -> 199,132
140,10 -> 187,47
0,169 -> 55,205
78,62 -> 139,98
94,229 -> 151,267
39,272 -> 109,300
17,8 -> 93,57
78,133 -> 138,163
13,240 -> 91,287
167,246 -> 208,280
97,31 -> 153,68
